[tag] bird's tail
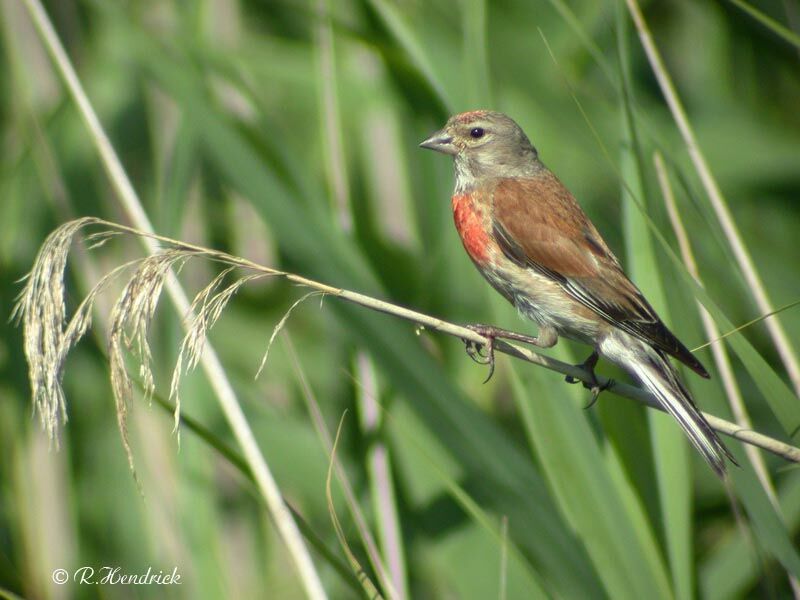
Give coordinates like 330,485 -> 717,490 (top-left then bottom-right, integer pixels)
602,335 -> 735,476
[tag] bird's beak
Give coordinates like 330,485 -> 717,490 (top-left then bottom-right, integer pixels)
419,128 -> 457,155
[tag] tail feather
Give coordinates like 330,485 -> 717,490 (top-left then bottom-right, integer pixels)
601,333 -> 735,476
630,349 -> 734,476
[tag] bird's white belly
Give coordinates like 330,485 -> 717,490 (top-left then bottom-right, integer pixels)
482,259 -> 602,346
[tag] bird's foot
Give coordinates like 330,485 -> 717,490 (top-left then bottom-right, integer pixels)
565,351 -> 600,385
463,325 -> 498,383
564,351 -> 614,408
463,324 -> 554,383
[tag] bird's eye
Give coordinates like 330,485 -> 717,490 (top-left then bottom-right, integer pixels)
470,127 -> 485,139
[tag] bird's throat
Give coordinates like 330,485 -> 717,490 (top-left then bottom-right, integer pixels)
454,156 -> 478,195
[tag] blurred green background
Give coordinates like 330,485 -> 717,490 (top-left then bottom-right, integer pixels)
1,0 -> 799,598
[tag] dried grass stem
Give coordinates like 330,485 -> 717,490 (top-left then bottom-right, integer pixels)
15,218 -> 800,470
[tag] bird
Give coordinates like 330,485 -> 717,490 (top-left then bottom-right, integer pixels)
420,110 -> 736,476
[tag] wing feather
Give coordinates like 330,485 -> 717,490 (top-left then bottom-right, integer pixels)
492,175 -> 709,378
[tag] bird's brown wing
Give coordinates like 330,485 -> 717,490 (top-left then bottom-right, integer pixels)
491,175 -> 709,378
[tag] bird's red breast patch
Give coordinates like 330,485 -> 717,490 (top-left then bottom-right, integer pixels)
452,193 -> 490,263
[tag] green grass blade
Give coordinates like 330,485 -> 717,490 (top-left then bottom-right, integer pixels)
616,7 -> 691,596
461,0 -> 492,107
148,393 -> 366,595
728,0 -> 800,49
361,0 -> 453,111
386,401 -> 551,599
510,361 -> 673,600
701,471 -> 800,599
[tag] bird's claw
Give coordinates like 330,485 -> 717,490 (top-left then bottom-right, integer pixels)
564,351 -> 613,408
584,379 -> 614,409
462,323 -> 554,384
464,339 -> 491,364
463,324 -> 499,383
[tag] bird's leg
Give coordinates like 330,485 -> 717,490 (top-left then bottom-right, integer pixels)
463,324 -> 558,383
565,351 -> 614,408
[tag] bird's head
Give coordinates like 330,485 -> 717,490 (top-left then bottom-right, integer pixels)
420,111 -> 540,189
